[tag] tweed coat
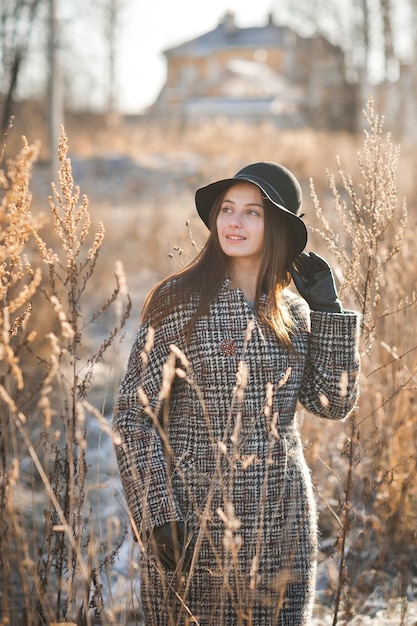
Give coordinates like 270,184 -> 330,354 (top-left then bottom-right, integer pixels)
113,277 -> 360,626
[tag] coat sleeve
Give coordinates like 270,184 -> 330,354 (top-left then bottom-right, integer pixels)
298,310 -> 361,420
112,321 -> 183,534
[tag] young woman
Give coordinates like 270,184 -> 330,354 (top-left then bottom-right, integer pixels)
113,162 -> 360,625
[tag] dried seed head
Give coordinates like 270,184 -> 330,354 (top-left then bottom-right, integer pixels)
141,326 -> 155,365
236,360 -> 249,389
245,319 -> 256,343
169,343 -> 190,369
319,393 -> 330,407
339,370 -> 349,398
50,295 -> 75,339
158,351 -> 176,400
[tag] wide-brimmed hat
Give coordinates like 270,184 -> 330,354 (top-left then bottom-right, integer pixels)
195,161 -> 307,255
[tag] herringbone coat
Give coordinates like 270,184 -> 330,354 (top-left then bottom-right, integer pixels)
113,278 -> 360,626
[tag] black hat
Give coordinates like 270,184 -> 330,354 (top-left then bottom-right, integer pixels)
195,161 -> 307,255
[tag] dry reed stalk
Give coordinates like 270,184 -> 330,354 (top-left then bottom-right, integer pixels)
2,104 -> 416,624
308,96 -> 417,623
1,125 -> 131,625
0,130 -> 48,624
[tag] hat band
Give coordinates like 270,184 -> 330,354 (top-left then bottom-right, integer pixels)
234,174 -> 288,213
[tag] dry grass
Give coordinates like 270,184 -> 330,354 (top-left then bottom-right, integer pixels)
0,125 -> 131,624
0,97 -> 416,624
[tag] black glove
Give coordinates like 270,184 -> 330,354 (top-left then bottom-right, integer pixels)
290,252 -> 343,313
150,521 -> 194,571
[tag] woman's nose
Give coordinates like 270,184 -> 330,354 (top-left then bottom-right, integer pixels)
229,212 -> 243,227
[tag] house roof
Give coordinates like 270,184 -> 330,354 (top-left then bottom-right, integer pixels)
163,13 -> 288,57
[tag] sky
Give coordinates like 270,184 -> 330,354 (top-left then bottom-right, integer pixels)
116,0 -> 279,113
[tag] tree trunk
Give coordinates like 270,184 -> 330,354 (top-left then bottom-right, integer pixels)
49,0 -> 64,183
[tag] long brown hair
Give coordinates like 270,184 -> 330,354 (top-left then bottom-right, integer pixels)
141,189 -> 297,344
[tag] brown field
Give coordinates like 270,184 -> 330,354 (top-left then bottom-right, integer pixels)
1,98 -> 416,625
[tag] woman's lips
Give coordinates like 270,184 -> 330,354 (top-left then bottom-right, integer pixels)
226,235 -> 246,241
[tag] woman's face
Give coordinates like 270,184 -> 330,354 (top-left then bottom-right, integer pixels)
216,181 -> 265,268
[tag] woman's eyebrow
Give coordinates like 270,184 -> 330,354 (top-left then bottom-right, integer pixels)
221,198 -> 264,208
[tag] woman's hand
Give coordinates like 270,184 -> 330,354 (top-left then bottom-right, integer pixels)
290,252 -> 343,313
150,521 -> 194,571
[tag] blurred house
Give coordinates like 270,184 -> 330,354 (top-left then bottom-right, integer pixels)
150,12 -> 355,130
